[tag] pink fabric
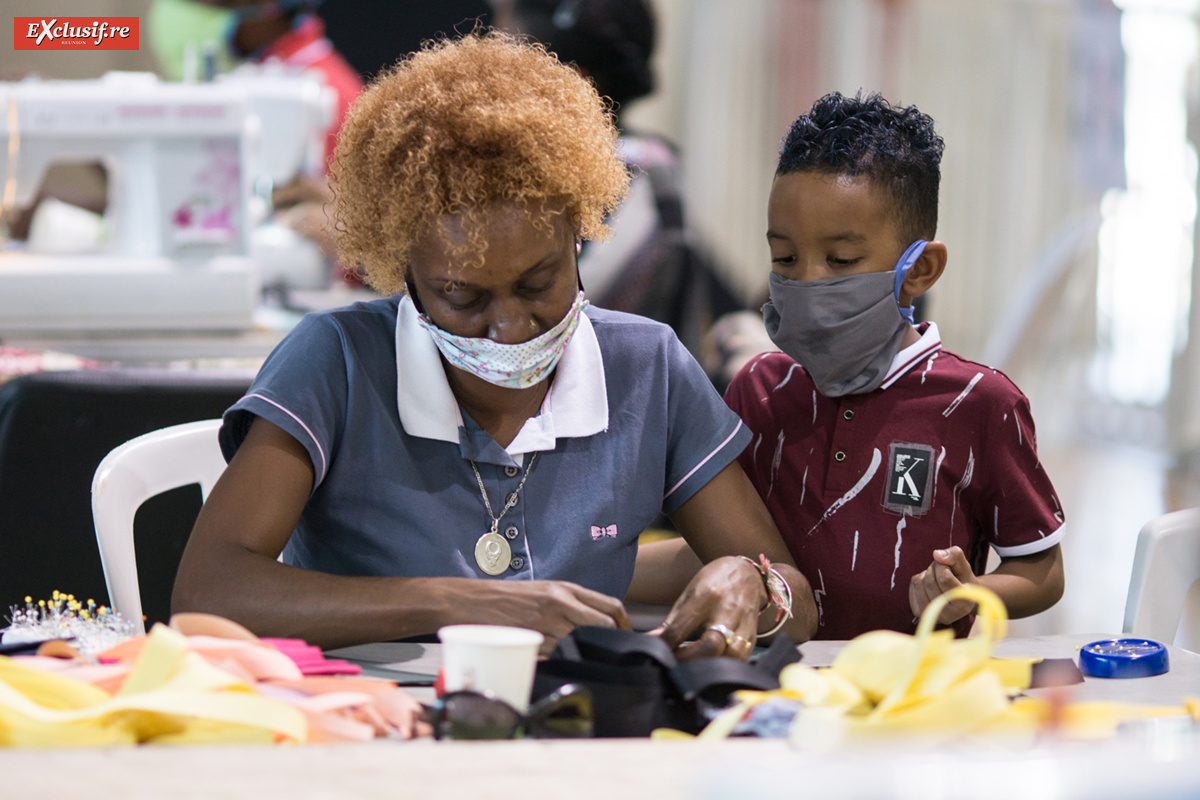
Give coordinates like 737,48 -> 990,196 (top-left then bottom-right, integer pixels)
261,637 -> 362,676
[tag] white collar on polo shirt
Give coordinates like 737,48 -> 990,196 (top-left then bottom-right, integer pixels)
394,294 -> 609,455
878,321 -> 943,391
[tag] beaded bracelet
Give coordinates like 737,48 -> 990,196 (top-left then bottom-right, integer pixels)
738,554 -> 794,638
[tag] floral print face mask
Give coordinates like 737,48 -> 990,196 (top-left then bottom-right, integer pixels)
416,291 -> 588,389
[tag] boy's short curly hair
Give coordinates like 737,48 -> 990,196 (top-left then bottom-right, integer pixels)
330,32 -> 630,296
778,91 -> 944,243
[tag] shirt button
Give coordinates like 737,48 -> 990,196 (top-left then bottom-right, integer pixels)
843,409 -> 855,421
506,492 -> 520,506
504,525 -> 519,540
510,556 -> 525,570
504,465 -> 520,477
834,451 -> 847,462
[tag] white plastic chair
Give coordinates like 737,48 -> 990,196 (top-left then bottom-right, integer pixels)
1123,507 -> 1200,652
91,419 -> 227,635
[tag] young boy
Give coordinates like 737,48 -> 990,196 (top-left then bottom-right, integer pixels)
723,92 -> 1065,639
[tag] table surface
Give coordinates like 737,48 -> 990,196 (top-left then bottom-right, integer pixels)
2,633 -> 1197,800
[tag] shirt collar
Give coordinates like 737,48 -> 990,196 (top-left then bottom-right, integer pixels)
878,321 -> 942,390
395,296 -> 609,458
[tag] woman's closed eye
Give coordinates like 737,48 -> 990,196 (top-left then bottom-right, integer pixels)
518,278 -> 556,296
443,291 -> 486,311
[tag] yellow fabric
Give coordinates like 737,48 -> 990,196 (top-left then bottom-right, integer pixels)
638,528 -> 679,545
0,623 -> 307,747
680,585 -> 1190,744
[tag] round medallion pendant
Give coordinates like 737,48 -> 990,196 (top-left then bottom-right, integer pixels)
474,531 -> 512,576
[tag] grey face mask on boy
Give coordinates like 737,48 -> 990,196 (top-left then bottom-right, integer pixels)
762,240 -> 927,397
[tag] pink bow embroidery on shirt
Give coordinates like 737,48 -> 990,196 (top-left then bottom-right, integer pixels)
590,524 -> 618,540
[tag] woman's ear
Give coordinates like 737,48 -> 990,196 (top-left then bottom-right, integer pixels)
901,241 -> 947,301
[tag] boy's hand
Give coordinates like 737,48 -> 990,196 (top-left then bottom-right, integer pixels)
909,547 -> 978,625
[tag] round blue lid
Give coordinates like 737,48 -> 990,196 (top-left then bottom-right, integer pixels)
1079,638 -> 1169,679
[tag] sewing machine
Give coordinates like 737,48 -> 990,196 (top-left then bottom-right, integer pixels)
0,68 -> 334,333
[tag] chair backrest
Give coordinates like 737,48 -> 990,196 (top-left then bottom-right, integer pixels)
91,419 -> 227,634
0,369 -> 253,622
1123,507 -> 1200,651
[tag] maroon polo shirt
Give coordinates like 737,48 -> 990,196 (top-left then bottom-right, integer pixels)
725,322 -> 1065,639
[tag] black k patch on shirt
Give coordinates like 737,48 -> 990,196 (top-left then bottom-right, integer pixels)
882,442 -> 935,516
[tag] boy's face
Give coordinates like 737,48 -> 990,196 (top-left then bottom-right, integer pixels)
767,170 -> 907,283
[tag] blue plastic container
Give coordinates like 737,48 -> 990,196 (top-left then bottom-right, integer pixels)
1078,637 -> 1169,679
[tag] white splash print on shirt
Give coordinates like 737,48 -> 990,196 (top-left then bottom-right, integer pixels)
891,515 -> 907,589
1051,493 -> 1064,524
920,353 -> 939,384
807,448 -> 882,535
931,446 -> 947,505
748,352 -> 771,373
812,390 -> 818,424
800,465 -> 809,504
774,363 -> 801,392
994,505 -> 1000,540
813,569 -> 826,627
752,432 -> 763,463
767,431 -> 785,500
948,447 -> 975,545
942,372 -> 984,418
851,530 -> 859,571
1014,412 -> 1024,445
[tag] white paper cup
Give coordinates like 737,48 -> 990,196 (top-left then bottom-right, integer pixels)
438,624 -> 544,712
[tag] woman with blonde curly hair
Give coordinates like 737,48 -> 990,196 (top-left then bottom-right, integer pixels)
173,32 -> 817,658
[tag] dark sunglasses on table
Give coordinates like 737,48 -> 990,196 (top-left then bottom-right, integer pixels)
424,683 -> 594,740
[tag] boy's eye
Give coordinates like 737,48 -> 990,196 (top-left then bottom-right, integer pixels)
770,255 -> 795,264
828,256 -> 862,267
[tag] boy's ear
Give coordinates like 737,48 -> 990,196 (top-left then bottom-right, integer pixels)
901,241 -> 947,301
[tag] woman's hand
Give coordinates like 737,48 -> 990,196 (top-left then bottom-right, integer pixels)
659,462 -> 820,650
649,556 -> 767,661
447,579 -> 632,656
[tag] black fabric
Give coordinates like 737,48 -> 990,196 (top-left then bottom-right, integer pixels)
532,627 -> 801,737
669,635 -> 802,703
0,369 -> 254,627
1029,657 -> 1085,687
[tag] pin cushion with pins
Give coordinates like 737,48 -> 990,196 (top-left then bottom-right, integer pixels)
1078,637 -> 1170,679
2,591 -> 136,655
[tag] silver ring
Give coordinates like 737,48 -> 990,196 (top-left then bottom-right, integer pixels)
706,623 -> 735,647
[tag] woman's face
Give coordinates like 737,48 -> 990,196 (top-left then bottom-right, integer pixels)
407,201 -> 579,344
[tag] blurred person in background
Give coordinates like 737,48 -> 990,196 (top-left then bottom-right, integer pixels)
495,0 -> 745,368
148,0 -> 362,162
148,0 -> 364,276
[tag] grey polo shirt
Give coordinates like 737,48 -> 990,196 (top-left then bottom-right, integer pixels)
220,296 -> 749,599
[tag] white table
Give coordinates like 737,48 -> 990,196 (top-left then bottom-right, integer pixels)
1,634 -> 1196,800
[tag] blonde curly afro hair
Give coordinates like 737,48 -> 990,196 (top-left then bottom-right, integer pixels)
330,31 -> 630,296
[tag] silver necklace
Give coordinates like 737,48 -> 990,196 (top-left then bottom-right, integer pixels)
469,452 -> 538,576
